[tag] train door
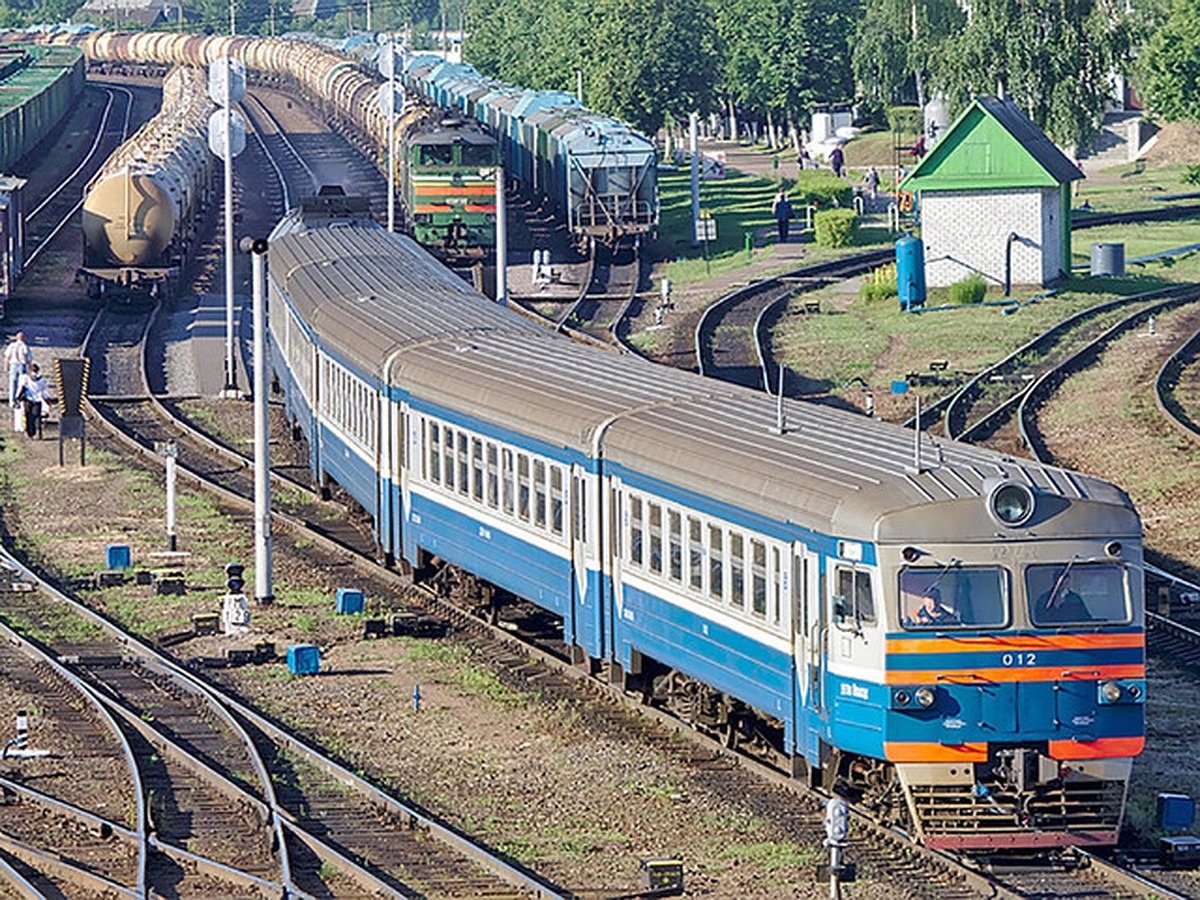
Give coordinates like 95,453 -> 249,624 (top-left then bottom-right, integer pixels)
605,476 -> 624,664
570,465 -> 602,659
798,546 -> 824,718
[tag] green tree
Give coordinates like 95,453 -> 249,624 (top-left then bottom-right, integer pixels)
852,0 -> 965,106
931,0 -> 1135,150
1138,0 -> 1200,121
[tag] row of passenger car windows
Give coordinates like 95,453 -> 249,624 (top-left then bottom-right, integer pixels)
622,491 -> 784,628
319,356 -> 375,449
898,563 -> 1128,629
417,416 -> 573,542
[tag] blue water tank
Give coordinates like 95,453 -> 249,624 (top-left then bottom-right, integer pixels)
896,234 -> 927,311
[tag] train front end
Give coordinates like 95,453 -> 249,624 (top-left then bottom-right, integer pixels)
875,477 -> 1145,851
404,121 -> 498,257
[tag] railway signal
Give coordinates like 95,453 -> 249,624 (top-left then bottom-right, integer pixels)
241,235 -> 273,606
378,38 -> 404,234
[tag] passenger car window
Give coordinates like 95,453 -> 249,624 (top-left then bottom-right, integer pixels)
900,566 -> 1007,630
630,496 -> 643,566
1027,562 -> 1127,626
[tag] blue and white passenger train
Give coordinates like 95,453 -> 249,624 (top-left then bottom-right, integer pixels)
267,196 -> 1146,852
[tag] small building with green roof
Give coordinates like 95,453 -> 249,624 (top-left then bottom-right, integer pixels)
900,97 -> 1083,289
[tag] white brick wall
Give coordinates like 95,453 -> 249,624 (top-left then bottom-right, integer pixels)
920,188 -> 1063,289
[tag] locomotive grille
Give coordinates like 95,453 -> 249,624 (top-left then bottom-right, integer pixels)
909,779 -> 1125,838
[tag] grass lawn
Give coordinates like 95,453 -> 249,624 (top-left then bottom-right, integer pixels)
771,218 -> 1200,402
653,168 -> 894,285
1074,161 -> 1200,214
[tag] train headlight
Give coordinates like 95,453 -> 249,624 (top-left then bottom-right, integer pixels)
892,690 -> 911,708
915,686 -> 936,708
984,477 -> 1035,528
1101,681 -> 1123,703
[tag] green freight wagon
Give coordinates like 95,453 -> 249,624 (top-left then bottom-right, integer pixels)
0,45 -> 85,172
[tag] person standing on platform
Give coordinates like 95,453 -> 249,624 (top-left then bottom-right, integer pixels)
16,363 -> 47,439
772,190 -> 794,243
4,331 -> 29,406
830,145 -> 845,178
865,166 -> 880,200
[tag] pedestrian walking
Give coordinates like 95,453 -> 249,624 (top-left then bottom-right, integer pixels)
772,190 -> 794,243
830,145 -> 845,178
865,166 -> 880,200
16,364 -> 47,439
4,331 -> 29,406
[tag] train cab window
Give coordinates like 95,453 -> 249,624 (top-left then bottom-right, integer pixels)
458,433 -> 469,496
709,526 -> 724,600
429,423 -> 441,483
630,497 -> 644,566
550,467 -> 564,536
1027,562 -> 1127,626
471,439 -> 484,502
517,455 -> 531,521
834,568 -> 875,623
461,144 -> 495,167
752,540 -> 768,618
486,444 -> 499,508
420,145 -> 453,166
687,517 -> 703,591
648,503 -> 663,575
534,460 -> 547,528
730,533 -> 745,608
502,449 -> 514,515
442,427 -> 455,490
900,566 -> 1006,629
668,511 -> 682,582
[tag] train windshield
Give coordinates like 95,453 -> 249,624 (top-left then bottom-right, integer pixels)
1026,562 -> 1127,626
419,145 -> 453,166
899,566 -> 1007,629
460,143 -> 495,167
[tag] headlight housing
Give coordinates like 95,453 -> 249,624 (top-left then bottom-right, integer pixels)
984,477 -> 1035,527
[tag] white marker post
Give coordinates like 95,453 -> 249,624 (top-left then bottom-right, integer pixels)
164,442 -> 177,551
208,58 -> 247,398
242,236 -> 273,605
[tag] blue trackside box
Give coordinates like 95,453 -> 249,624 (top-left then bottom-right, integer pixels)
106,544 -> 131,570
287,644 -> 320,675
1158,793 -> 1196,832
335,588 -> 364,615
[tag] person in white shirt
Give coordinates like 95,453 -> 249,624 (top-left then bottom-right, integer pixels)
4,332 -> 30,406
16,363 -> 47,439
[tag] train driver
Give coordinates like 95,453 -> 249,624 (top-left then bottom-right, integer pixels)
905,585 -> 959,627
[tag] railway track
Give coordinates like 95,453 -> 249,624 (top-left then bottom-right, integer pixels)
1015,287 -> 1200,462
554,235 -> 642,349
1153,317 -> 1200,442
695,248 -> 893,390
23,83 -> 134,270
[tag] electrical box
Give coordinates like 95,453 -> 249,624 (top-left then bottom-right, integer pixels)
106,544 -> 131,570
192,612 -> 219,635
287,644 -> 321,676
639,859 -> 683,896
1159,793 -> 1196,832
335,588 -> 365,615
1160,836 -> 1200,867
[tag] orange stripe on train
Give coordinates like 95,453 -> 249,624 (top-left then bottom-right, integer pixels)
885,664 -> 1145,685
886,633 -> 1144,654
1049,737 -> 1145,759
413,204 -> 496,214
413,185 -> 495,196
884,742 -> 988,762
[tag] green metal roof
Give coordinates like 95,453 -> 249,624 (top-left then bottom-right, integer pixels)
0,45 -> 83,113
901,96 -> 1083,192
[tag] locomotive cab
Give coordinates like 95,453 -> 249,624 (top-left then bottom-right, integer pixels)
849,481 -> 1146,851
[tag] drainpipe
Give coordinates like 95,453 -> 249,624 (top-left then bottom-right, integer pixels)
1005,232 -> 1018,297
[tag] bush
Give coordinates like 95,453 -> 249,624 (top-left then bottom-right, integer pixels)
814,209 -> 858,248
793,169 -> 854,208
886,105 -> 923,135
860,263 -> 898,301
948,274 -> 988,305
1184,164 -> 1200,186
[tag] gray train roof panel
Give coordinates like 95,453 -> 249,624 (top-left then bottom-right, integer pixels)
268,218 -> 542,377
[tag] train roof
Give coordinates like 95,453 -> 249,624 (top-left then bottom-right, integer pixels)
269,220 -> 1139,543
